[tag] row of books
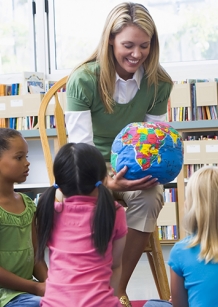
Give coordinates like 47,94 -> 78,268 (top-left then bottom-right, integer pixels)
158,225 -> 178,240
184,163 -> 218,178
163,188 -> 177,202
0,116 -> 38,130
0,72 -> 66,96
184,135 -> 218,141
0,72 -> 45,95
0,115 -> 60,130
197,105 -> 217,120
169,78 -> 218,122
0,83 -> 20,96
170,105 -> 218,122
157,201 -> 178,241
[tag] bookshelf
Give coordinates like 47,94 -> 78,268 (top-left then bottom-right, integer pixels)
170,120 -> 218,239
10,121 -> 218,244
165,75 -> 218,240
158,183 -> 178,244
170,80 -> 218,122
1,82 -> 217,243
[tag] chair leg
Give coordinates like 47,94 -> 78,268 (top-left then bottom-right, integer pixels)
146,251 -> 162,298
146,228 -> 171,301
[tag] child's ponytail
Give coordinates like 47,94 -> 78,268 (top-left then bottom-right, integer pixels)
92,182 -> 116,255
35,185 -> 56,261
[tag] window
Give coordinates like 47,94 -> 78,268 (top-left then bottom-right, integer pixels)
148,0 -> 218,62
50,0 -> 218,74
0,0 -> 217,79
0,0 -> 35,74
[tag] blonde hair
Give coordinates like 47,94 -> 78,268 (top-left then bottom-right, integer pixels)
184,166 -> 218,263
70,2 -> 173,113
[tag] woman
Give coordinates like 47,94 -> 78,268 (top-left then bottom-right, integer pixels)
65,2 -> 173,306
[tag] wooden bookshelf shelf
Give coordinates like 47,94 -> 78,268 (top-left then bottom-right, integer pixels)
159,240 -> 177,245
20,128 -> 58,138
170,119 -> 218,131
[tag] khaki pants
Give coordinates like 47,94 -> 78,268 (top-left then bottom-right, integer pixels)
107,163 -> 164,233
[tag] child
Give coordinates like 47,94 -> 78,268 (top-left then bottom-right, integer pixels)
0,128 -> 47,307
144,166 -> 218,307
35,142 -> 127,307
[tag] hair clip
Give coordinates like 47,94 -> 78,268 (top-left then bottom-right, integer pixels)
53,183 -> 59,189
95,181 -> 102,187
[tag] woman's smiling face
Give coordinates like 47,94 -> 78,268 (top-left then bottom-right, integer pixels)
109,24 -> 151,80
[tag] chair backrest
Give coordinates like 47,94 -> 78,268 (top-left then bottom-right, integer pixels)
38,76 -> 68,185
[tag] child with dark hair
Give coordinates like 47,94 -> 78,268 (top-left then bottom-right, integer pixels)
35,142 -> 127,307
0,128 -> 47,307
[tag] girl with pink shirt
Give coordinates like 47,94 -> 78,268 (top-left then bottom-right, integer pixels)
35,142 -> 127,307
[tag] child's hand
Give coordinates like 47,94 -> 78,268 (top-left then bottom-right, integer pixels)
169,296 -> 172,302
34,281 -> 46,296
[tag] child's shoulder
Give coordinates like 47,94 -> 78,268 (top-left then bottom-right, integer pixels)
0,194 -> 36,227
19,192 -> 36,212
173,236 -> 191,248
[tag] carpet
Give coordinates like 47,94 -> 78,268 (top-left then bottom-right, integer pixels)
131,301 -> 147,307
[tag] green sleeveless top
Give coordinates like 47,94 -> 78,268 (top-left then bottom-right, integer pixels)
0,193 -> 36,306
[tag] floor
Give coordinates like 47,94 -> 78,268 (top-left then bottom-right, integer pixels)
127,245 -> 172,301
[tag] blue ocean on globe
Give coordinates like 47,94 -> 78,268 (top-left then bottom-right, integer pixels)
111,122 -> 183,184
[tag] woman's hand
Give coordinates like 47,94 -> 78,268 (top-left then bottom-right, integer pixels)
107,166 -> 159,192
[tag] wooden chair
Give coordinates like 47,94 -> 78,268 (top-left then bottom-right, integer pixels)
38,76 -> 171,301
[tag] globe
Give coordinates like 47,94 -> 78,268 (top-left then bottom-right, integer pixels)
110,122 -> 183,184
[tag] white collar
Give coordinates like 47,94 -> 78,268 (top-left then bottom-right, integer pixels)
115,66 -> 144,89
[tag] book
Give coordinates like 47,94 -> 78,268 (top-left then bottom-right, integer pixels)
0,84 -> 6,96
205,106 -> 211,120
28,84 -> 45,94
5,85 -> 12,96
11,83 -> 19,95
45,80 -> 56,92
21,72 -> 45,95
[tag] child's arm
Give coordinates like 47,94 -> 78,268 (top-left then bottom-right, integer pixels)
110,235 -> 126,296
0,266 -> 45,296
0,215 -> 47,296
170,268 -> 188,307
32,216 -> 48,282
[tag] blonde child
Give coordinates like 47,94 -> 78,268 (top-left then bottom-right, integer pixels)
0,128 -> 47,307
144,166 -> 218,307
